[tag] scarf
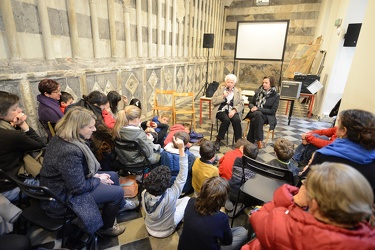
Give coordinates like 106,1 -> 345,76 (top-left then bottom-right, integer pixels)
317,138 -> 375,164
256,86 -> 277,108
0,120 -> 15,130
70,140 -> 100,178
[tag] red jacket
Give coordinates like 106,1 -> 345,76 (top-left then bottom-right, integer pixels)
219,148 -> 242,180
242,184 -> 375,250
305,127 -> 337,148
164,124 -> 186,147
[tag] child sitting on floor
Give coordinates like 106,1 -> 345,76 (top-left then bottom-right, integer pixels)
192,141 -> 218,196
267,138 -> 300,183
178,177 -> 248,250
161,131 -> 196,194
219,138 -> 251,180
141,112 -> 170,146
141,136 -> 190,238
226,142 -> 259,217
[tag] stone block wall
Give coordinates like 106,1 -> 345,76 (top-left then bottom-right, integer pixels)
223,0 -> 322,90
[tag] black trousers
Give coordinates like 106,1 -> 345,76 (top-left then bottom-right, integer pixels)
245,111 -> 268,143
216,112 -> 242,142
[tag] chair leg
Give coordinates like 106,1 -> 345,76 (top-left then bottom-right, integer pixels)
243,119 -> 250,138
264,128 -> 271,144
210,124 -> 214,140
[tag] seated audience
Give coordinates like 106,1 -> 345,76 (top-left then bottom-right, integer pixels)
102,91 -> 122,129
59,91 -> 74,114
178,177 -> 248,250
267,138 -> 300,179
227,143 -> 259,213
40,107 -> 128,237
212,73 -> 244,151
192,141 -> 218,195
129,98 -> 142,110
37,79 -> 64,124
243,163 -> 375,249
305,109 -> 375,198
293,126 -> 337,167
142,136 -> 190,238
66,90 -> 108,126
113,106 -> 160,165
0,91 -> 46,201
161,131 -> 196,194
189,137 -> 209,158
164,123 -> 191,147
219,138 -> 252,180
244,76 -> 280,149
141,112 -> 170,146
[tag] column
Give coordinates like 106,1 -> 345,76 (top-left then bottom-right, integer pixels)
0,0 -> 21,60
157,0 -> 163,57
67,0 -> 80,58
183,0 -> 189,57
108,0 -> 118,58
89,0 -> 100,58
171,0 -> 177,57
165,0 -> 170,57
124,5 -> 131,58
192,0 -> 198,57
136,0 -> 143,57
37,0 -> 54,60
148,0 -> 153,57
188,0 -> 193,57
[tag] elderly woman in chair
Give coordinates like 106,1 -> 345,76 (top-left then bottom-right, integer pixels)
245,76 -> 279,149
212,73 -> 244,152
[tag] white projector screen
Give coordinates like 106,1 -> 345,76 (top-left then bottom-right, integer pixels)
235,21 -> 289,61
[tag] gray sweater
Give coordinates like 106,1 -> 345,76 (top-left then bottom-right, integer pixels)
141,154 -> 188,237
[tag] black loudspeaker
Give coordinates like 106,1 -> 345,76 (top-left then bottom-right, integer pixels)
344,23 -> 362,47
203,34 -> 214,48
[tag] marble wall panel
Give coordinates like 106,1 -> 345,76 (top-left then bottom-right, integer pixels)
121,68 -> 144,111
145,67 -> 162,114
86,72 -> 118,94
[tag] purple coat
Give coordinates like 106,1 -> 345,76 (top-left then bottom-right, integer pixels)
37,94 -> 63,123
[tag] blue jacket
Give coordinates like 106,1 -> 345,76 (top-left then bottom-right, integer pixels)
160,148 -> 195,193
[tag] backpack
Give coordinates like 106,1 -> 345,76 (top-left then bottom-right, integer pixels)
205,81 -> 219,97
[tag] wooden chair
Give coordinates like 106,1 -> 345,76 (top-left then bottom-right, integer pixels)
172,92 -> 196,130
152,89 -> 175,117
243,118 -> 275,144
231,155 -> 294,226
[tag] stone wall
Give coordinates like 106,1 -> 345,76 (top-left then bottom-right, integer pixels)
0,0 -> 226,135
223,0 -> 322,90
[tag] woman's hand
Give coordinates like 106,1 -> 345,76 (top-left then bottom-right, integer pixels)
95,173 -> 114,185
250,106 -> 258,112
11,113 -> 29,131
228,109 -> 236,118
301,133 -> 309,145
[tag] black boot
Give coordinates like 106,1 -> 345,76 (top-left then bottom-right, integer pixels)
215,138 -> 221,152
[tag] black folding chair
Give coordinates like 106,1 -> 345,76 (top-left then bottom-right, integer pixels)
0,169 -> 96,249
231,155 -> 294,227
113,139 -> 154,206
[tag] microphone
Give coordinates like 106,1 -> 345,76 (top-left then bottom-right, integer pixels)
225,87 -> 230,92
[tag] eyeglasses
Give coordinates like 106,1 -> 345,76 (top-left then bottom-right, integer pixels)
51,90 -> 61,94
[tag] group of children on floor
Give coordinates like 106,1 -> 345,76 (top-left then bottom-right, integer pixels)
14,78 -> 320,248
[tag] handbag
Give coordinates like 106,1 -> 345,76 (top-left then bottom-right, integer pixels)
119,175 -> 138,198
18,150 -> 44,178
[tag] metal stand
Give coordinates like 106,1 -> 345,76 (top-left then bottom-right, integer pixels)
195,48 -> 210,100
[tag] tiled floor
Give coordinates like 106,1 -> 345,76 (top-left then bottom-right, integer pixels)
30,97 -> 333,249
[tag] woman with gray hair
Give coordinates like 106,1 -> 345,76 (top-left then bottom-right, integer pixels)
243,162 -> 375,249
40,107 -> 126,237
212,74 -> 244,152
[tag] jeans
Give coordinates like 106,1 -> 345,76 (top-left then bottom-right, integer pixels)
90,171 -> 124,229
293,134 -> 329,167
220,227 -> 248,250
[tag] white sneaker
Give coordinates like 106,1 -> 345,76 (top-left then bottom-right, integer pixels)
118,198 -> 139,214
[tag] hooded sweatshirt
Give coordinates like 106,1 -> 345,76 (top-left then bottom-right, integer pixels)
141,154 -> 188,237
164,124 -> 186,147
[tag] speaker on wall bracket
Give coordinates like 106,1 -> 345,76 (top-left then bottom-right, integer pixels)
203,33 -> 214,48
